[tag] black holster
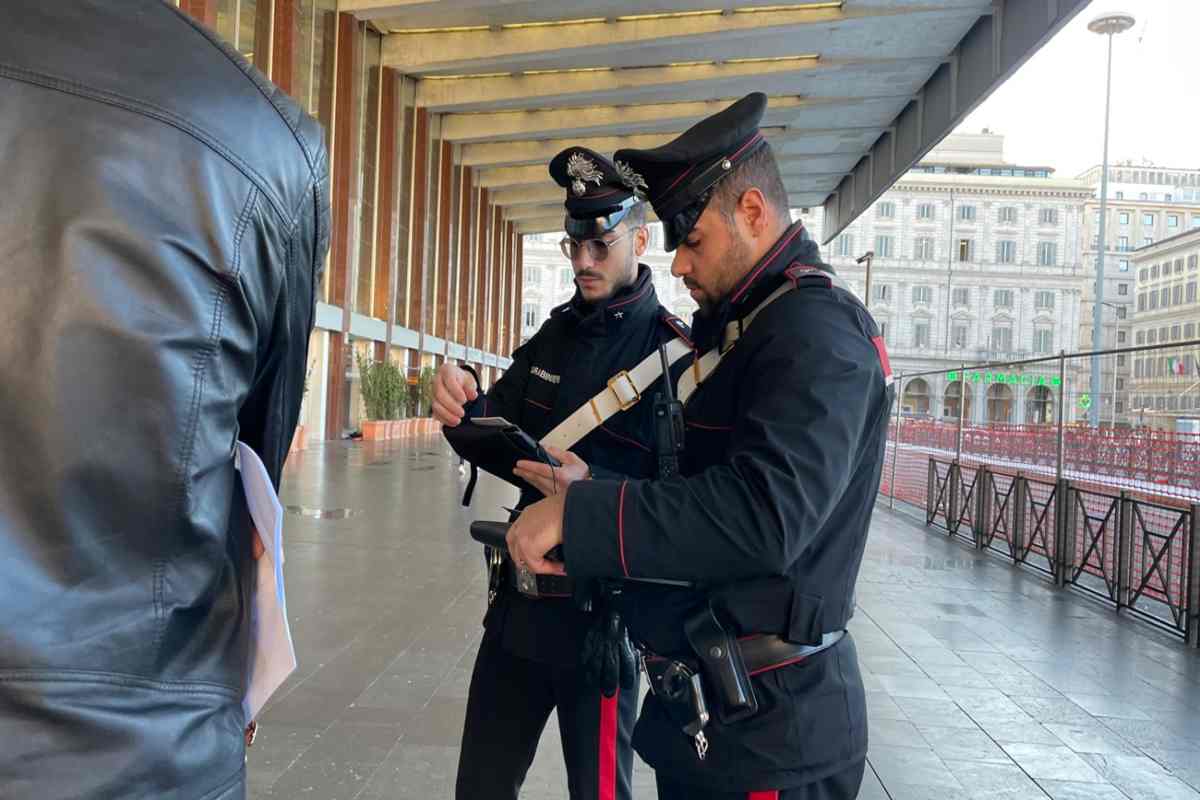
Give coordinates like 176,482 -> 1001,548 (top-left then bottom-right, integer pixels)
683,605 -> 759,725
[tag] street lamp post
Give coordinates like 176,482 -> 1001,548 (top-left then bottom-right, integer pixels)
856,250 -> 875,309
1087,11 -> 1136,427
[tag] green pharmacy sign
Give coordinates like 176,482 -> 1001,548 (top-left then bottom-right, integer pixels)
945,371 -> 1062,387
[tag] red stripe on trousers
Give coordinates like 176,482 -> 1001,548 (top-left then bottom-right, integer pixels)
599,691 -> 619,800
748,792 -> 779,800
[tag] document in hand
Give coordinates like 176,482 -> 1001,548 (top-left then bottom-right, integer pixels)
236,442 -> 298,723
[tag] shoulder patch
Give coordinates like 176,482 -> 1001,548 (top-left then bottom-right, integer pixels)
784,262 -> 834,289
658,308 -> 693,347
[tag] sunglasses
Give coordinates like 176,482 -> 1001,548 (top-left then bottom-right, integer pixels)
559,230 -> 632,263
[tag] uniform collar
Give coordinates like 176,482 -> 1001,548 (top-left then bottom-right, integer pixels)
690,221 -> 818,351
558,264 -> 659,336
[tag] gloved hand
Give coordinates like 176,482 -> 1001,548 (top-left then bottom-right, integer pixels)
581,608 -> 638,698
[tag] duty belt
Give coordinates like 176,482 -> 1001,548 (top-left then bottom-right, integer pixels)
642,630 -> 845,761
486,546 -> 574,601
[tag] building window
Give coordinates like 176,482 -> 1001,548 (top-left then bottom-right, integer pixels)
878,321 -> 888,342
1173,285 -> 1184,305
958,205 -> 976,222
952,287 -> 970,306
835,233 -> 853,257
873,284 -> 891,303
1176,258 -> 1186,275
958,238 -> 974,262
1144,237 -> 1154,247
1152,264 -> 1160,279
1185,322 -> 1196,338
560,268 -> 574,289
1172,324 -> 1182,341
914,237 -> 934,260
912,285 -> 933,305
991,325 -> 1013,352
917,203 -> 936,220
1037,241 -> 1057,266
1116,305 -> 1127,320
1137,293 -> 1146,312
998,206 -> 1017,224
1149,291 -> 1158,310
1118,236 -> 1130,251
1118,333 -> 1127,346
1148,329 -> 1157,344
877,201 -> 895,219
1033,328 -> 1053,354
1187,282 -> 1197,303
913,322 -> 931,348
876,235 -> 894,258
1119,211 -> 1130,225
1039,208 -> 1059,225
994,289 -> 1013,308
523,303 -> 538,328
1035,291 -> 1055,310
951,324 -> 969,348
1136,330 -> 1146,345
1161,287 -> 1171,307
996,240 -> 1016,264
1143,212 -> 1156,227
1119,259 -> 1130,272
1168,214 -> 1180,229
1190,255 -> 1199,271
1117,283 -> 1129,296
1193,215 -> 1200,230
1140,268 -> 1149,281
1115,191 -> 1124,199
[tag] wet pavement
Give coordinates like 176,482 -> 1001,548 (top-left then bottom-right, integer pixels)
249,438 -> 1200,799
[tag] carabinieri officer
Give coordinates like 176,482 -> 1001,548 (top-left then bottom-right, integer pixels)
507,93 -> 896,799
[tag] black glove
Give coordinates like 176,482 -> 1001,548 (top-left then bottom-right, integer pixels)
581,608 -> 638,698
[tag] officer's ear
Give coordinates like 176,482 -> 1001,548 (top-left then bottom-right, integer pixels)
736,188 -> 770,239
633,224 -> 649,257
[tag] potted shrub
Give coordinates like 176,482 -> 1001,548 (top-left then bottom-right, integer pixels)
357,353 -> 406,441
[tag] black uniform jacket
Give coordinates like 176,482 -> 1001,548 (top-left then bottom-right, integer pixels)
462,265 -> 691,666
0,4 -> 328,799
563,223 -> 895,789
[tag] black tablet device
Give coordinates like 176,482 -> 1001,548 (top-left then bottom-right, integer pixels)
443,416 -> 561,495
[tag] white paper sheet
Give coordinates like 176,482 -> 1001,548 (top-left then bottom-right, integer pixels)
235,442 -> 297,723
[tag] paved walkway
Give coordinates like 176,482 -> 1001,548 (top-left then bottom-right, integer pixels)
249,439 -> 1200,799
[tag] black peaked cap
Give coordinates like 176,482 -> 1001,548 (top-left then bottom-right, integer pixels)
549,146 -> 646,238
613,92 -> 768,251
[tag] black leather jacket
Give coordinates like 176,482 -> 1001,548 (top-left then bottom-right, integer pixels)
0,4 -> 329,799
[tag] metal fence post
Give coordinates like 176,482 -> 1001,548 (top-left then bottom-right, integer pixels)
1116,491 -> 1133,610
926,457 -> 936,526
1056,480 -> 1075,588
976,466 -> 991,550
1186,504 -> 1200,647
890,373 -> 903,510
1012,474 -> 1026,565
1055,350 -> 1066,485
956,362 -> 966,463
948,461 -> 960,537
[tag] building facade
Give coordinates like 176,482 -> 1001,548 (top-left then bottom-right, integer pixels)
1076,163 -> 1200,425
804,132 -> 1090,427
1128,229 -> 1200,432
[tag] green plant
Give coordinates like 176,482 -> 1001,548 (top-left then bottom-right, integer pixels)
416,366 -> 436,417
357,352 -> 406,420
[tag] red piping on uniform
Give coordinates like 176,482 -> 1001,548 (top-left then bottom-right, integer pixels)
662,315 -> 694,347
871,335 -> 893,381
687,420 -> 733,432
609,280 -> 652,309
526,397 -> 552,411
617,481 -> 630,577
748,655 -> 807,677
598,691 -> 619,800
747,791 -> 779,800
727,131 -> 764,164
658,163 -> 697,201
601,425 -> 652,453
730,224 -> 806,304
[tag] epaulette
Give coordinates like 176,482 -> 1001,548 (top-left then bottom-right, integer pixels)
658,307 -> 693,347
784,262 -> 838,291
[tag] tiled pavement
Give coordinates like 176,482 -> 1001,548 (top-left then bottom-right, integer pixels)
249,439 -> 1200,798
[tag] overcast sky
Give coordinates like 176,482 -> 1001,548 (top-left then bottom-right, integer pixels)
953,0 -> 1198,178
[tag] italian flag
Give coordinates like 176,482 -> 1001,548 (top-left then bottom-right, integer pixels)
1168,356 -> 1188,376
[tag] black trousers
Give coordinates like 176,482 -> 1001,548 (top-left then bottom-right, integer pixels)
455,634 -> 638,800
654,760 -> 866,800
